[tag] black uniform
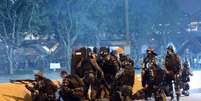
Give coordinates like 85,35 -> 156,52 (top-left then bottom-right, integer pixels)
164,46 -> 181,101
115,55 -> 134,101
101,56 -> 120,85
180,60 -> 192,96
25,77 -> 58,101
142,55 -> 155,88
141,48 -> 167,101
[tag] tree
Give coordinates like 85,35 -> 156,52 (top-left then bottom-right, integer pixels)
0,0 -> 35,74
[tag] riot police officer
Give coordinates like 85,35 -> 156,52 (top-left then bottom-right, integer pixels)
141,48 -> 157,100
180,60 -> 193,96
77,48 -> 104,100
164,46 -> 181,101
25,71 -> 58,101
58,70 -> 84,101
114,54 -> 135,101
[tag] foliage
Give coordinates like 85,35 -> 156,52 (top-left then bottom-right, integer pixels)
0,0 -> 194,74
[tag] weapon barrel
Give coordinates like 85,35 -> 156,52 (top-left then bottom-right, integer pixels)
9,79 -> 34,84
172,80 -> 177,101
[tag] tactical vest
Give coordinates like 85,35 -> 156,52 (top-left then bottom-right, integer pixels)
165,54 -> 180,73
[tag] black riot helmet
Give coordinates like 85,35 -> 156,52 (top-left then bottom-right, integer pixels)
99,47 -> 109,57
167,45 -> 174,52
146,47 -> 157,56
60,70 -> 68,78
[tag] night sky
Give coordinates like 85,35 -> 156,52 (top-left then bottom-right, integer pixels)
176,0 -> 201,15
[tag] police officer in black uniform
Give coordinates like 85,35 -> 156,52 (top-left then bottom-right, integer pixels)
164,46 -> 181,101
58,70 -> 84,101
25,71 -> 58,101
115,54 -> 135,101
77,48 -> 104,100
180,60 -> 193,96
98,48 -> 120,86
141,48 -> 157,100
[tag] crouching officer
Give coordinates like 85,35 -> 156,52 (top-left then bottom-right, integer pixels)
58,70 -> 84,101
25,71 -> 58,101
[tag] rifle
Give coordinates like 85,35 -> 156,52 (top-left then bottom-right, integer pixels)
10,79 -> 35,85
10,79 -> 42,97
172,80 -> 177,101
